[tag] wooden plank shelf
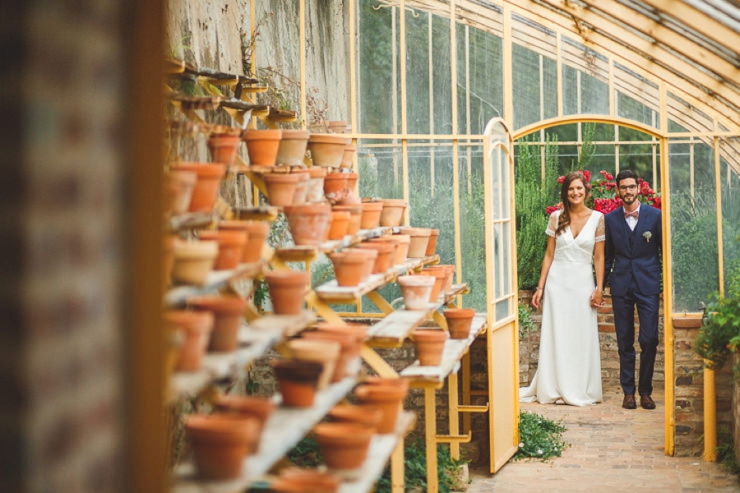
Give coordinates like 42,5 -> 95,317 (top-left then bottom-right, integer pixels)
336,411 -> 416,493
168,212 -> 214,232
364,283 -> 469,348
169,92 -> 223,111
275,226 -> 396,264
400,314 -> 488,386
168,311 -> 316,402
173,377 -> 357,493
164,262 -> 264,307
314,255 -> 440,303
220,99 -> 267,112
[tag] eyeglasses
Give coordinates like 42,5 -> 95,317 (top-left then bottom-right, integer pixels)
618,184 -> 638,191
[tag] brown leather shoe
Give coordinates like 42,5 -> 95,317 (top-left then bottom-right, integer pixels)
622,394 -> 636,409
640,395 -> 656,410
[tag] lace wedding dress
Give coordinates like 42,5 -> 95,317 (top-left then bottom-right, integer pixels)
520,209 -> 604,406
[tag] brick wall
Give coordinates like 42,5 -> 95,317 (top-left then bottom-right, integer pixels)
0,2 -> 125,492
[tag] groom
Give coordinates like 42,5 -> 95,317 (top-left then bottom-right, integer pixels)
604,169 -> 662,410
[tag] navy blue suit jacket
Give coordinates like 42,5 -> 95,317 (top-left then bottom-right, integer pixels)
604,204 -> 662,296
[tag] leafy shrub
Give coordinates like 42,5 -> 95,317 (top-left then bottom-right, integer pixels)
513,411 -> 569,461
376,438 -> 467,493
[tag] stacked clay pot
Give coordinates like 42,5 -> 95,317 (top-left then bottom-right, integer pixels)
308,134 -> 351,168
411,328 -> 448,366
306,166 -> 327,203
302,323 -> 367,381
271,358 -> 324,407
264,271 -> 309,315
213,394 -> 276,440
208,133 -> 242,166
244,129 -> 283,166
397,275 -> 435,310
272,468 -> 340,493
171,239 -> 219,285
287,338 -> 341,391
379,199 -> 406,227
163,310 -> 214,371
169,162 -> 227,212
401,227 -> 432,258
328,404 -> 382,431
276,129 -> 309,166
187,295 -> 246,352
164,170 -> 197,215
443,308 -> 476,339
356,240 -> 396,274
418,266 -> 449,302
218,220 -> 269,264
328,249 -> 370,287
263,172 -> 300,206
198,229 -> 247,270
291,169 -> 311,204
283,203 -> 332,246
370,234 -> 410,265
360,200 -> 383,230
327,210 -> 351,240
354,379 -> 409,434
425,228 -> 440,256
333,204 -> 362,235
313,422 -> 374,472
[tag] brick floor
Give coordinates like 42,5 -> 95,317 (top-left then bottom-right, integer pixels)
466,384 -> 740,492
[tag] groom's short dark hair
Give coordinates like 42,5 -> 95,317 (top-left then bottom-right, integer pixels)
615,169 -> 638,186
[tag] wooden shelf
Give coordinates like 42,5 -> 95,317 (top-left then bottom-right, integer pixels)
400,314 -> 487,386
168,212 -> 214,232
169,311 -> 316,402
164,262 -> 264,307
364,283 -> 469,348
336,411 -> 416,493
275,226 -> 396,263
169,92 -> 222,111
173,377 -> 357,493
314,255 -> 440,303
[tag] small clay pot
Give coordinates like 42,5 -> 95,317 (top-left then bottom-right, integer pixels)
273,468 -> 340,493
342,247 -> 377,281
170,162 -> 227,212
354,383 -> 408,434
397,275 -> 435,310
370,234 -> 409,265
198,229 -> 247,270
333,204 -> 362,235
379,199 -> 407,227
171,240 -> 218,285
287,338 -> 340,390
187,295 -> 246,352
283,203 -> 332,246
244,129 -> 283,166
418,267 -> 448,302
290,170 -> 310,204
425,228 -> 440,256
308,134 -> 351,168
443,308 -> 476,340
400,227 -> 432,258
164,170 -> 197,215
345,172 -> 358,192
271,359 -> 323,407
301,329 -> 359,382
327,211 -> 350,240
341,145 -> 356,169
411,328 -> 448,366
328,250 -> 369,287
323,172 -> 348,197
276,129 -> 310,166
360,201 -> 383,230
218,220 -> 270,263
355,241 -> 395,274
313,422 -> 374,470
213,394 -> 276,437
327,120 -> 348,134
183,413 -> 260,479
263,173 -> 300,207
265,271 -> 309,315
328,404 -> 382,432
163,310 -> 214,371
208,134 -> 242,166
305,166 -> 327,203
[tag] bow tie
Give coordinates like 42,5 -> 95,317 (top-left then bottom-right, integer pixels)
624,209 -> 639,219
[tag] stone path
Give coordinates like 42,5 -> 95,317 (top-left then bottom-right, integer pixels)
466,385 -> 740,492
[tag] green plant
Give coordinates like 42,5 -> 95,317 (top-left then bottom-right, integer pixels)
695,258 -> 740,377
375,438 -> 468,493
513,411 -> 569,461
716,433 -> 740,476
286,435 -> 322,468
518,302 -> 536,339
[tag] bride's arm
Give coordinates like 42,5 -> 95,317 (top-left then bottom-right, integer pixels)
591,241 -> 605,307
532,235 -> 556,309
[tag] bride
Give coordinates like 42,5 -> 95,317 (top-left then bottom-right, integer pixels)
520,171 -> 605,406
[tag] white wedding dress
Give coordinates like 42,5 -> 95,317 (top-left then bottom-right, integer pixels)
520,209 -> 604,406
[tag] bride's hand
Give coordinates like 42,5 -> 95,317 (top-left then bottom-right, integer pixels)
590,289 -> 604,308
532,289 -> 542,309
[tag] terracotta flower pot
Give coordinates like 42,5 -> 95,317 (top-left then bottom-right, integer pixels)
265,271 -> 309,315
342,247 -> 377,281
356,241 -> 395,274
425,228 -> 440,256
172,240 -> 218,285
273,468 -> 340,493
328,211 -> 350,240
327,120 -> 348,134
218,220 -> 270,263
443,308 -> 476,340
313,324 -> 368,378
412,328 -> 448,366
212,394 -> 276,437
244,129 -> 283,166
287,338 -> 341,390
333,204 -> 362,235
183,413 -> 260,479
328,250 -> 369,287
360,201 -> 383,230
313,422 -> 374,470
198,229 -> 247,270
379,199 -> 407,227
308,134 -> 351,168
400,227 -> 432,258
305,166 -> 327,203
302,328 -> 361,382
163,310 -> 214,371
283,203 -> 332,246
423,264 -> 454,295
291,170 -> 310,205
354,383 -> 408,434
341,145 -> 356,169
263,173 -> 300,207
418,267 -> 447,302
345,172 -> 358,192
208,134 -> 242,166
323,172 -> 348,197
187,295 -> 246,352
170,162 -> 227,212
164,170 -> 197,215
276,129 -> 309,166
397,275 -> 435,310
328,404 -> 382,431
370,234 -> 409,265
271,359 -> 323,407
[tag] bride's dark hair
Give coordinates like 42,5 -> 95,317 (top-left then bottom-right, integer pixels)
556,171 -> 591,236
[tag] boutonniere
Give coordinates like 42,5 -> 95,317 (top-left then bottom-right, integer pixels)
643,231 -> 652,243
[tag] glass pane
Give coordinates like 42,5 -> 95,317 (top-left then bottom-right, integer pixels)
496,299 -> 510,322
493,222 -> 502,299
669,140 -> 720,312
468,27 -> 503,134
357,139 -> 403,199
502,221 -> 511,301
512,44 -> 542,130
456,26 -> 468,134
719,141 -> 740,293
405,10 -> 430,134
459,143 -> 487,310
580,71 -> 609,115
562,65 -> 578,116
542,57 -> 558,120
432,15 -> 452,135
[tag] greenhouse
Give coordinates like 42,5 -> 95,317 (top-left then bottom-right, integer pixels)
3,0 -> 740,492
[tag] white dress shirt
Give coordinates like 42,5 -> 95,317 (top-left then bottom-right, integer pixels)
625,203 -> 641,231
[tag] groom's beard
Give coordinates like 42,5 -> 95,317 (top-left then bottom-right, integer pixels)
620,193 -> 637,205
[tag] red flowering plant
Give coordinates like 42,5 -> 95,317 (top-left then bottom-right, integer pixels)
546,170 -> 661,215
